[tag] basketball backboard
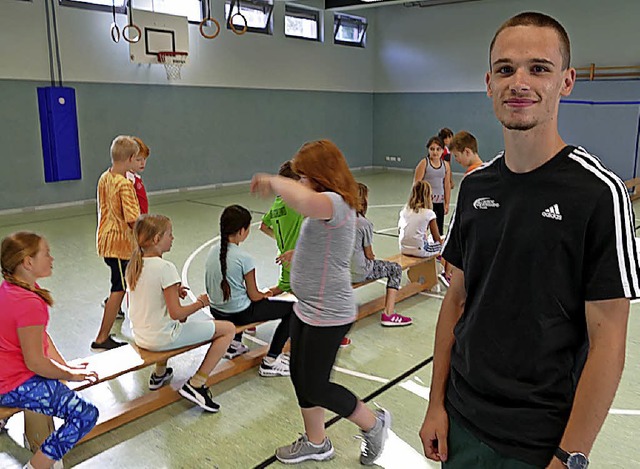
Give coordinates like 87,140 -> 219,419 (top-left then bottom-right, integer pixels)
129,9 -> 189,64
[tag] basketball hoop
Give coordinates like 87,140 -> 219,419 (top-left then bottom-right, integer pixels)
157,51 -> 188,80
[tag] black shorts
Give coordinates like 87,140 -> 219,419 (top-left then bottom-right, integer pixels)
103,258 -> 129,292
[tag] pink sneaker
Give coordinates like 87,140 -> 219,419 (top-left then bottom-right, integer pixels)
340,337 -> 352,348
381,312 -> 413,327
245,326 -> 257,335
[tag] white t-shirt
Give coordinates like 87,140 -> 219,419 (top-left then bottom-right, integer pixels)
398,206 -> 437,257
128,256 -> 182,349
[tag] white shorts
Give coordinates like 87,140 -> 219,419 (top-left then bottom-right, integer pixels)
141,320 -> 216,352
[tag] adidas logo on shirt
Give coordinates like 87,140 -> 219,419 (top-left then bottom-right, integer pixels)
542,204 -> 562,221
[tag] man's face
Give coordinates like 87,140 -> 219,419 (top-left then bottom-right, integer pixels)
486,25 -> 575,132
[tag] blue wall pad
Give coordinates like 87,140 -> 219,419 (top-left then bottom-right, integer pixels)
37,86 -> 82,182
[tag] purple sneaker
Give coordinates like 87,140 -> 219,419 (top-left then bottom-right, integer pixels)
381,312 -> 413,327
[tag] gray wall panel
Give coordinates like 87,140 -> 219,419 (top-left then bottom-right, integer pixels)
0,80 -> 373,211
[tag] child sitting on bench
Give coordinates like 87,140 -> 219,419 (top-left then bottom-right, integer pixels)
399,180 -> 443,258
351,183 -> 413,327
0,232 -> 99,469
126,214 -> 235,413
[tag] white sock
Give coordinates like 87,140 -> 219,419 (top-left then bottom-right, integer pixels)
264,356 -> 276,364
308,438 -> 326,448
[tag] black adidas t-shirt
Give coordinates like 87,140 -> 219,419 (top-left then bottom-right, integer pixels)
442,145 -> 639,467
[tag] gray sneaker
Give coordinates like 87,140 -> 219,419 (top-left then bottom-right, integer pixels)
275,434 -> 335,464
359,408 -> 391,465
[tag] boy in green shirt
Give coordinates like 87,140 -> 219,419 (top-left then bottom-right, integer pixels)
260,161 -> 304,295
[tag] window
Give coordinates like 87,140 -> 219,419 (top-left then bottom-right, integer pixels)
285,5 -> 321,42
60,0 -> 126,13
225,0 -> 273,35
60,0 -> 202,22
334,13 -> 367,47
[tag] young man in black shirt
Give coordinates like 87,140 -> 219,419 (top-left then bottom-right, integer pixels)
420,12 -> 639,469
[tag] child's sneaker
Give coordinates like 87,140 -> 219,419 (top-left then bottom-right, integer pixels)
340,337 -> 352,348
178,382 -> 220,413
358,407 -> 391,465
259,354 -> 290,377
438,272 -> 451,288
381,312 -> 413,327
275,434 -> 334,464
223,340 -> 250,360
149,367 -> 173,391
90,335 -> 127,351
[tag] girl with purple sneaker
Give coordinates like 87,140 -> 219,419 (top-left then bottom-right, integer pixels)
251,139 -> 391,466
352,182 -> 412,327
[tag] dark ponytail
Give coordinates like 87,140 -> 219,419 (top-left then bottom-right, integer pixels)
219,205 -> 252,302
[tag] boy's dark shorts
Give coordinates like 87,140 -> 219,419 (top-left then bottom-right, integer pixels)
103,258 -> 129,292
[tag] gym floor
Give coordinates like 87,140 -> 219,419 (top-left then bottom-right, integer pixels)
0,169 -> 638,468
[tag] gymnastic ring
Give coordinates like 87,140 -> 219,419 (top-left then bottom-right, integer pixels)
199,17 -> 221,39
110,23 -> 121,43
229,13 -> 248,35
123,24 -> 142,44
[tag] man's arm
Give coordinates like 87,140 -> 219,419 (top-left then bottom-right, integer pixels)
547,297 -> 629,468
419,266 -> 466,462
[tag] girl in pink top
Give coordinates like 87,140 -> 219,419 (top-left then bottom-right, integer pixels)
0,232 -> 99,469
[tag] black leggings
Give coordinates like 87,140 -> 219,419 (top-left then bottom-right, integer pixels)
433,202 -> 445,237
289,314 -> 357,417
210,299 -> 292,358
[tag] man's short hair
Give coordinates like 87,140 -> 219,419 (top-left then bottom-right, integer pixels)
450,131 -> 478,154
110,136 -> 139,163
489,12 -> 571,70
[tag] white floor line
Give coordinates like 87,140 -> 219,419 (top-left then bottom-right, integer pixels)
419,291 -> 445,300
377,226 -> 399,233
609,409 -> 640,416
374,429 -> 436,469
399,380 -> 431,401
333,366 -> 390,384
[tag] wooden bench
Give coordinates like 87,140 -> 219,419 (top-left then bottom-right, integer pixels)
353,253 -> 438,320
1,254 -> 437,454
625,178 -> 640,202
0,322 -> 272,451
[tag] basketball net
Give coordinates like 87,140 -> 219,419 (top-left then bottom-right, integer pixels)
157,52 -> 188,81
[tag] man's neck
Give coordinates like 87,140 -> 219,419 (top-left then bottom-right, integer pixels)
503,125 -> 566,173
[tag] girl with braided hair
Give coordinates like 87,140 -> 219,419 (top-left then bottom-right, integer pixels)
205,204 -> 293,377
0,232 -> 99,469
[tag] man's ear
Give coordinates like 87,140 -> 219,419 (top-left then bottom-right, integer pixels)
485,71 -> 493,97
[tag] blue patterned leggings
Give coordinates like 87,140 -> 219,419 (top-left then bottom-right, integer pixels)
0,376 -> 98,461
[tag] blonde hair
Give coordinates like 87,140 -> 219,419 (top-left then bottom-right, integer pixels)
132,137 -> 150,158
110,135 -> 139,163
1,232 -> 53,306
408,181 -> 433,212
356,182 -> 369,217
126,214 -> 172,291
291,140 -> 358,209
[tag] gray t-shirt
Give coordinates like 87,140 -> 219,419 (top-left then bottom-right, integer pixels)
351,215 -> 374,283
290,192 -> 356,326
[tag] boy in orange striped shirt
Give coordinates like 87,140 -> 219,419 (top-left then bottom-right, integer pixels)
92,136 -> 142,351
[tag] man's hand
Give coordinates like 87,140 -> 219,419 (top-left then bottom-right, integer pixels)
419,404 -> 449,462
